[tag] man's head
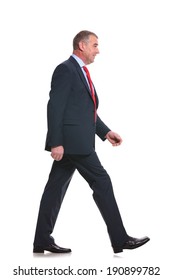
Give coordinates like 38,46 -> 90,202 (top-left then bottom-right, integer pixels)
73,30 -> 99,65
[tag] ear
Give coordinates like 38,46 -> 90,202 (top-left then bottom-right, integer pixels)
78,41 -> 86,51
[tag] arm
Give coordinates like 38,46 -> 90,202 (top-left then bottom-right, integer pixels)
96,115 -> 110,140
46,64 -> 71,152
96,115 -> 122,146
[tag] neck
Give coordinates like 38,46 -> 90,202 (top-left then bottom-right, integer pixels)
73,50 -> 88,65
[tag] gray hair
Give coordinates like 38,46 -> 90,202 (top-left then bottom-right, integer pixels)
73,30 -> 98,50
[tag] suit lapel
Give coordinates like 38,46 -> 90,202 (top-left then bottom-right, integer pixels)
69,56 -> 99,108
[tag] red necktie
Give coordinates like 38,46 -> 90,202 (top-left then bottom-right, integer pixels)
83,66 -> 97,121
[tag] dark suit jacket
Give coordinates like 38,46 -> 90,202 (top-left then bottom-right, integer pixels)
45,56 -> 110,154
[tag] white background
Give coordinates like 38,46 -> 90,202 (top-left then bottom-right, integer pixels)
0,0 -> 173,279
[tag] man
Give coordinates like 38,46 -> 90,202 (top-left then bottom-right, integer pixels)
33,30 -> 150,254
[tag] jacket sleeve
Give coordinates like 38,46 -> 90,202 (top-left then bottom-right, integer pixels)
96,115 -> 111,141
45,64 -> 71,151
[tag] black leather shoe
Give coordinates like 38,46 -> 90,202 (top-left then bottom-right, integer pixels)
113,236 -> 150,253
33,243 -> 71,253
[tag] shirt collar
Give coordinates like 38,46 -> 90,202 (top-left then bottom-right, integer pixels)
71,54 -> 85,68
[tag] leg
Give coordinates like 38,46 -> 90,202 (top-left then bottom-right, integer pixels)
67,151 -> 128,248
33,156 -> 75,247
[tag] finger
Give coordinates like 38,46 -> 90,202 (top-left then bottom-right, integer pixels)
57,155 -> 63,161
107,137 -> 116,144
51,153 -> 61,160
56,154 -> 63,161
113,141 -> 121,146
115,139 -> 122,144
51,153 -> 55,159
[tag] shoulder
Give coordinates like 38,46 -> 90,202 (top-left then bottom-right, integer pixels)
54,56 -> 79,71
51,57 -> 82,87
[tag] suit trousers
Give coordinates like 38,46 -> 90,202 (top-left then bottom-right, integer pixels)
33,151 -> 128,248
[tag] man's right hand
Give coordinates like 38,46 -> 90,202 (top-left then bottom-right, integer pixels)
51,146 -> 64,161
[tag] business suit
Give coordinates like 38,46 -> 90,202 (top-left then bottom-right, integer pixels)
45,56 -> 111,154
33,56 -> 128,249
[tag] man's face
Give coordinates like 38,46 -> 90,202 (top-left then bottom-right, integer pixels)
81,35 -> 99,64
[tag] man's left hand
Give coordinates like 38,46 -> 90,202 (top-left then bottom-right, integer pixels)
105,131 -> 123,146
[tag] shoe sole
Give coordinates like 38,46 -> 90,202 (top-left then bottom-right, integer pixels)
33,248 -> 71,253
